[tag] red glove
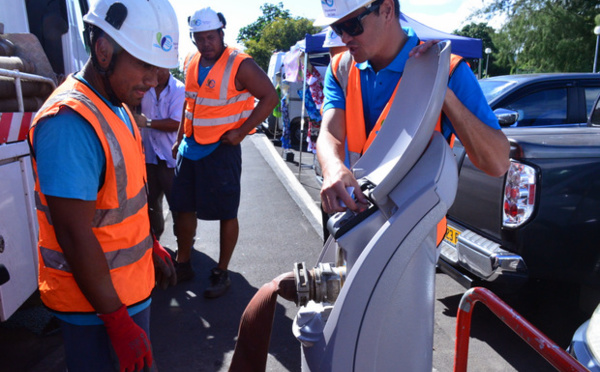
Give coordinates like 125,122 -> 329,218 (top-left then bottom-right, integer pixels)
152,236 -> 176,289
99,305 -> 152,372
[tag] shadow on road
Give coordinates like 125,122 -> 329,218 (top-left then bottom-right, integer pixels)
151,249 -> 299,372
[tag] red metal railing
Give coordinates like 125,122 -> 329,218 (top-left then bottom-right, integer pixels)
454,287 -> 588,372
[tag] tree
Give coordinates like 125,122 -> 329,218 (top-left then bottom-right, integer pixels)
237,3 -> 291,44
454,22 -> 510,77
474,0 -> 600,73
238,5 -> 319,71
170,68 -> 184,82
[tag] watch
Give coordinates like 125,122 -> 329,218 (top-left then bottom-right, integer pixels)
145,118 -> 152,128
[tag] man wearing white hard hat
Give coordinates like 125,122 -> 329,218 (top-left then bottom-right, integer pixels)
171,7 -> 278,298
27,0 -> 179,370
323,26 -> 348,57
316,0 -> 510,217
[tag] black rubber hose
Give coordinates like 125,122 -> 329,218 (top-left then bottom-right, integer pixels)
229,271 -> 297,372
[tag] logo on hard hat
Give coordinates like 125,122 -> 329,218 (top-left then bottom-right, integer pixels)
154,32 -> 174,52
322,0 -> 335,6
207,79 -> 216,89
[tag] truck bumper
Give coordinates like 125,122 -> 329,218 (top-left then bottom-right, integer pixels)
439,221 -> 528,288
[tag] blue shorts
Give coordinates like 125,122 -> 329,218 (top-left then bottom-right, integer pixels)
171,143 -> 241,220
59,306 -> 151,372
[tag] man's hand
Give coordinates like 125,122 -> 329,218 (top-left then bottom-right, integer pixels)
171,139 -> 180,159
409,39 -> 440,58
220,128 -> 246,146
133,113 -> 148,128
320,164 -> 369,214
99,305 -> 152,372
152,237 -> 176,289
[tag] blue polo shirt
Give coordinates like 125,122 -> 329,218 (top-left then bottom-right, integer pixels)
322,27 -> 499,140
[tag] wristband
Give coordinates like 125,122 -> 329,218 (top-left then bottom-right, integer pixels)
146,118 -> 152,128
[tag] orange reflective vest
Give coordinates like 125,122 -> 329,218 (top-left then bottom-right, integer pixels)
331,51 -> 465,245
28,76 -> 154,313
183,47 -> 255,144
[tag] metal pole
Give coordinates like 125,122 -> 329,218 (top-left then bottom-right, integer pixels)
593,26 -> 600,73
594,34 -> 600,73
454,287 -> 588,372
485,53 -> 490,78
484,48 -> 492,78
298,52 -> 308,177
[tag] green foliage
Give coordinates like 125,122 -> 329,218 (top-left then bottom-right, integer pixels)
170,68 -> 184,82
238,5 -> 319,72
237,3 -> 291,44
454,22 -> 510,77
474,0 -> 600,73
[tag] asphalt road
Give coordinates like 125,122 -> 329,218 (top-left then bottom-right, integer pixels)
0,134 -> 583,371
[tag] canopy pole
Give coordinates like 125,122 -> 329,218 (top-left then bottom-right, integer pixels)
298,52 -> 308,177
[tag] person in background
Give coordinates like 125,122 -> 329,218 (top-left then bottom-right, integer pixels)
315,0 -> 509,220
27,0 -> 178,370
171,7 -> 278,298
323,25 -> 348,58
133,68 -> 185,241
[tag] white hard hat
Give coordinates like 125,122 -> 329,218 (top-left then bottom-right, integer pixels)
314,0 -> 377,27
188,7 -> 225,33
323,27 -> 346,48
83,0 -> 179,69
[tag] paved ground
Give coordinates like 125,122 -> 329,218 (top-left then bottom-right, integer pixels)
0,133 -> 583,371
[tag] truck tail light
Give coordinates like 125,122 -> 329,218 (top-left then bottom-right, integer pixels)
502,161 -> 536,228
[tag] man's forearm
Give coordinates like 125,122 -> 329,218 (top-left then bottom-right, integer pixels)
146,118 -> 179,132
443,89 -> 510,177
238,96 -> 279,136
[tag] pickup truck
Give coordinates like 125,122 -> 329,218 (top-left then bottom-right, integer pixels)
438,73 -> 600,314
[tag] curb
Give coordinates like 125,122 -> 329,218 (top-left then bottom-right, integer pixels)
250,134 -> 323,239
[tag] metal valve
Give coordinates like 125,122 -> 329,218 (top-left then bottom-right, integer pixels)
293,262 -> 346,306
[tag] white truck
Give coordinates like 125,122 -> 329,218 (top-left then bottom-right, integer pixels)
0,0 -> 88,321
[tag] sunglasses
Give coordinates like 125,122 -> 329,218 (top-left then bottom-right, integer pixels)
331,2 -> 381,37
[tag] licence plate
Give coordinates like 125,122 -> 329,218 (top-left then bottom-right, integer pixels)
444,226 -> 460,246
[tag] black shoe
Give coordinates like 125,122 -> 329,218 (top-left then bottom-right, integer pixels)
204,268 -> 231,298
175,260 -> 194,284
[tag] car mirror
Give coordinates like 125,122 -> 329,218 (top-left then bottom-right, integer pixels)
494,108 -> 519,127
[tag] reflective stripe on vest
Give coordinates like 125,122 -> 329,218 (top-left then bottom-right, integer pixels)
28,76 -> 154,312
332,51 -> 464,245
183,47 -> 255,144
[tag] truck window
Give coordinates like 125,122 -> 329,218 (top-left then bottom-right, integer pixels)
26,0 -> 69,75
590,96 -> 600,126
504,88 -> 567,127
585,87 -> 600,118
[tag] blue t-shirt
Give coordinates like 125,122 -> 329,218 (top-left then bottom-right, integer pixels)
33,74 -> 149,324
322,27 -> 499,141
179,63 -> 220,160
33,75 -> 134,200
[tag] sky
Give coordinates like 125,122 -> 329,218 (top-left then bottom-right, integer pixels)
168,0 -> 497,64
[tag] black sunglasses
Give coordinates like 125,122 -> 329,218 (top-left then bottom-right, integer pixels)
331,2 -> 381,37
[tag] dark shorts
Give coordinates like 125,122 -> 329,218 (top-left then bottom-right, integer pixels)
171,144 -> 242,220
